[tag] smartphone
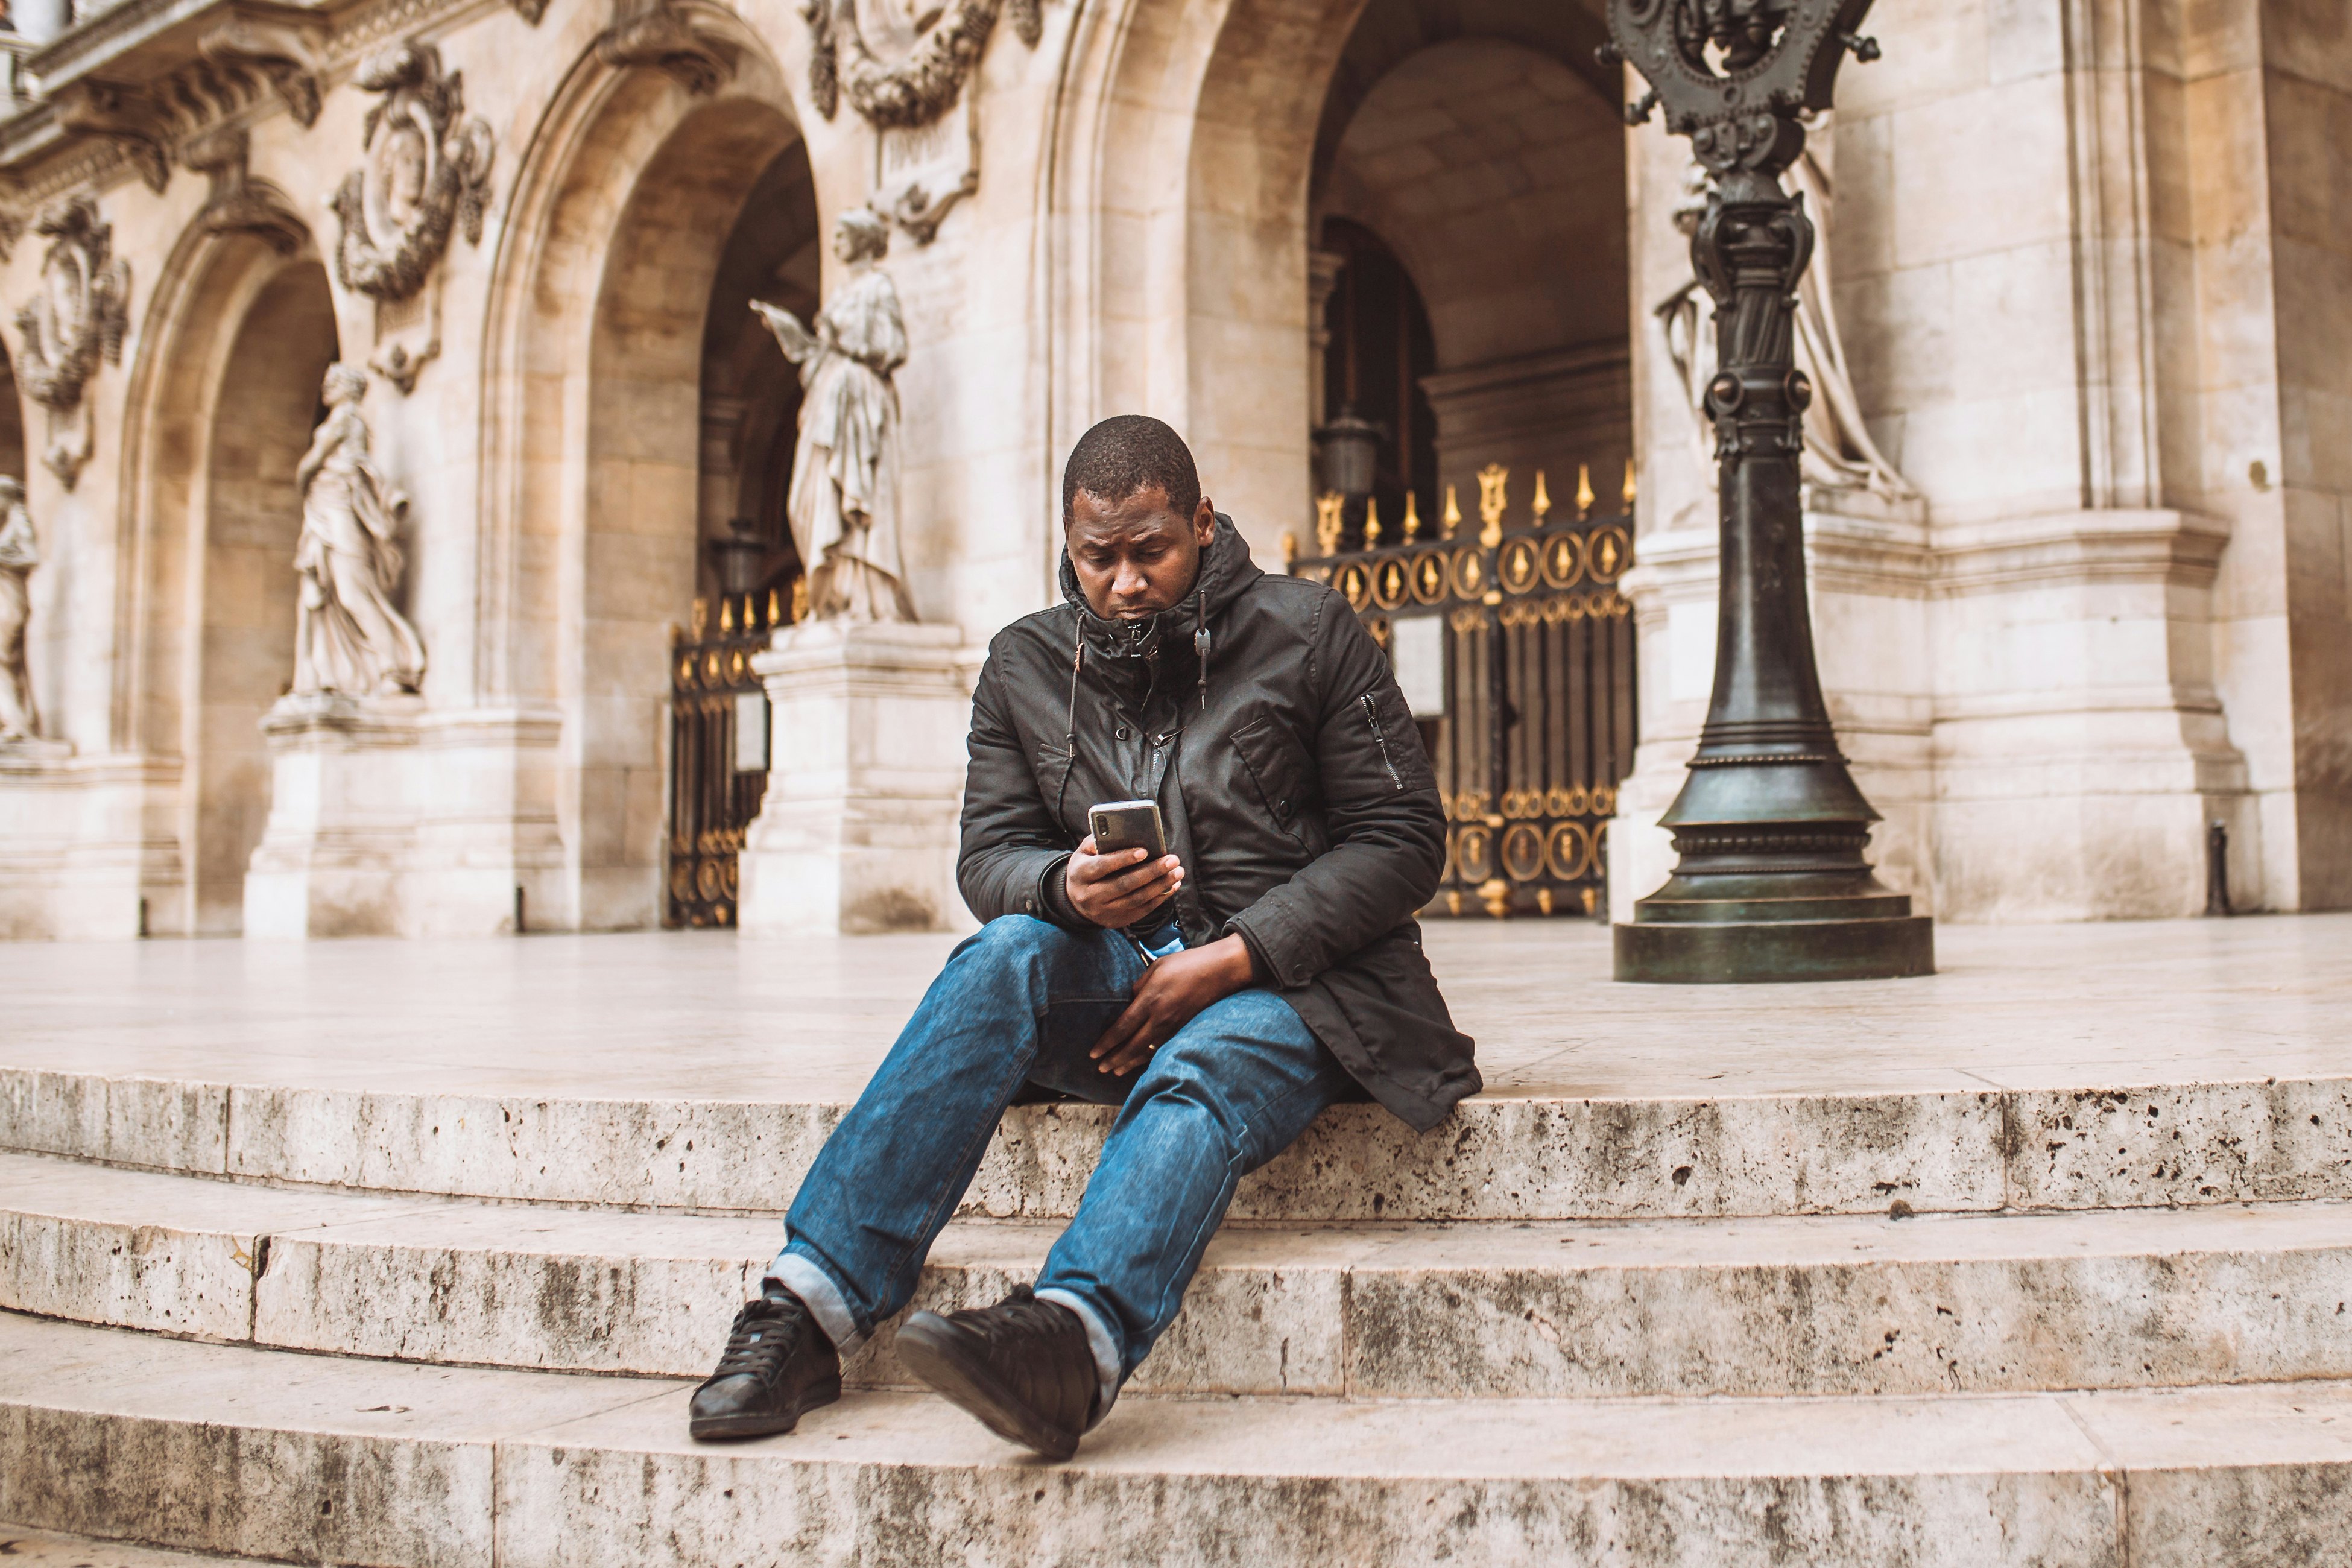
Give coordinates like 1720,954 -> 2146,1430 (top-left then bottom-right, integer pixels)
1089,798 -> 1168,862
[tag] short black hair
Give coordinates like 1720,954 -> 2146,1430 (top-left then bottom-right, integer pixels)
1060,415 -> 1201,524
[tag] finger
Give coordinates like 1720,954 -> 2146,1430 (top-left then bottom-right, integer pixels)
1089,996 -> 1154,1061
1099,851 -> 1168,889
1104,859 -> 1181,901
1102,1038 -> 1157,1076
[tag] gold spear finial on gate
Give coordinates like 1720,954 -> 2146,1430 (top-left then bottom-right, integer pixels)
1476,464 -> 1508,549
767,589 -> 782,627
1280,530 -> 1299,570
691,597 -> 709,640
1364,496 -> 1382,548
1315,492 -> 1345,556
1402,489 -> 1421,540
1441,484 -> 1462,539
1576,463 -> 1595,520
720,596 -> 735,633
1622,456 -> 1638,508
1532,470 -> 1552,523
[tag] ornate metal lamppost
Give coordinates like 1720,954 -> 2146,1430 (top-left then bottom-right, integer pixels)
1604,0 -> 1932,982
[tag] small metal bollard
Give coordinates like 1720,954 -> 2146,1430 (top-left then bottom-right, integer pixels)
2204,822 -> 2231,917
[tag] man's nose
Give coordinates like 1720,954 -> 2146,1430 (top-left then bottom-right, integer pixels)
1112,560 -> 1148,599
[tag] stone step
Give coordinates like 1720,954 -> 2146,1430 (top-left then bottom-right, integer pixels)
0,1523 -> 274,1566
10,1151 -> 2352,1401
4,1310 -> 2348,1567
8,1063 -> 2351,1222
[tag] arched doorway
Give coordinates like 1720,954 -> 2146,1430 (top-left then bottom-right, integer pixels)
193,261 -> 340,933
487,46 -> 817,931
1063,0 -> 1636,917
1312,27 -> 1631,534
121,229 -> 341,937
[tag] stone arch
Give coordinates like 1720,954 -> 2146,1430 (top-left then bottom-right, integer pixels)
479,35 -> 815,929
1051,0 -> 1625,554
1317,34 -> 1632,519
118,229 -> 339,935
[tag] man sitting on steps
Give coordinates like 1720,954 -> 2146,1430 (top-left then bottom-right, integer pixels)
689,414 -> 1479,1459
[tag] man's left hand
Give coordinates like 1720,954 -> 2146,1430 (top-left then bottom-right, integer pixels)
1090,934 -> 1260,1078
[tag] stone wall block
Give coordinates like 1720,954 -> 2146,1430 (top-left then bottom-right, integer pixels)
2123,1463 -> 2352,1567
0,1407 -> 495,1567
2005,1080 -> 2352,1208
223,1087 -> 838,1209
0,1210 -> 253,1341
491,1435 -> 2123,1568
1344,1242 -> 2352,1400
254,1231 -> 754,1377
0,1067 -> 227,1171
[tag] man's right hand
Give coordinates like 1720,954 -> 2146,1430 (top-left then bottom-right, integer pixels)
1065,834 -> 1184,928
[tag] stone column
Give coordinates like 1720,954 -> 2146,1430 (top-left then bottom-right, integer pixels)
243,696 -> 422,938
736,619 -> 969,936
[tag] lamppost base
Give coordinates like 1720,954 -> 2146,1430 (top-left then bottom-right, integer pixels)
1613,910 -> 1934,984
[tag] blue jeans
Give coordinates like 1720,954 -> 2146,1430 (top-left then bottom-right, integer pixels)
767,915 -> 1350,1411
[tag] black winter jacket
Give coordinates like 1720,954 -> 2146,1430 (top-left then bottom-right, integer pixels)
956,515 -> 1479,1131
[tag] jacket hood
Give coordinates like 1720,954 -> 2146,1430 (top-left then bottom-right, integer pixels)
1056,512 -> 1261,637
1055,514 -> 1263,713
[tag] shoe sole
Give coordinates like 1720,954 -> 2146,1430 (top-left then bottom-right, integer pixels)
687,1375 -> 841,1442
895,1315 -> 1080,1462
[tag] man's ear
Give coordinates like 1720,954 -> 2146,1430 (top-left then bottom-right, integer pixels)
1193,496 -> 1216,545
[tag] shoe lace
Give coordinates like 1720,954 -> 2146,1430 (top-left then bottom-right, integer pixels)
712,1294 -> 809,1381
966,1284 -> 1075,1352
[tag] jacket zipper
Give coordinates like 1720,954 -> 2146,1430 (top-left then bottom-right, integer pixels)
1361,693 -> 1403,791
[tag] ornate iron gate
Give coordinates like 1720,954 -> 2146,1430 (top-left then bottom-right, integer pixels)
666,590 -> 786,928
1288,464 -> 1636,917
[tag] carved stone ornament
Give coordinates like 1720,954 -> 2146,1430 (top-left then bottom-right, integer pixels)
803,0 -> 1040,129
330,43 -> 495,305
51,82 -> 171,194
183,126 -> 308,256
197,16 -> 327,127
596,1 -> 738,96
14,196 -> 130,488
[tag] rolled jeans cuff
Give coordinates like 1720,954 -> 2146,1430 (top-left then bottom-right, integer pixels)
1034,1286 -> 1122,1427
765,1248 -> 865,1357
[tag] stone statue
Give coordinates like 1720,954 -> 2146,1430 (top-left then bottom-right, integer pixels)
0,477 -> 40,741
1655,123 -> 1916,502
291,365 -> 426,697
753,208 -> 918,623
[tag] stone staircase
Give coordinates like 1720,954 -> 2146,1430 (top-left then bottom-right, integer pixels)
5,1043 -> 2352,1567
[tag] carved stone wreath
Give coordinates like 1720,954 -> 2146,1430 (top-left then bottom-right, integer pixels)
330,42 -> 496,303
804,0 -> 1040,127
14,196 -> 130,416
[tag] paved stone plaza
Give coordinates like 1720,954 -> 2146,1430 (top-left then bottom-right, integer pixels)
3,914 -> 2351,1563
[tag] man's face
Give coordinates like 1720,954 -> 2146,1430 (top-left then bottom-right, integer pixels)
1066,485 -> 1217,620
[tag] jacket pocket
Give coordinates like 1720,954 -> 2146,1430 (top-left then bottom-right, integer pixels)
1031,739 -> 1078,832
1358,685 -> 1434,794
1232,714 -> 1311,850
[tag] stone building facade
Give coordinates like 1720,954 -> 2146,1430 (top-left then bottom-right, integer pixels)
0,0 -> 2341,939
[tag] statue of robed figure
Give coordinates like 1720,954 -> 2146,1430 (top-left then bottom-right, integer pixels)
291,364 -> 426,697
752,207 -> 918,623
0,476 -> 40,741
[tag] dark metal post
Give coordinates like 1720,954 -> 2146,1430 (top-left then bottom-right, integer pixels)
1604,0 -> 1932,982
2204,822 -> 2230,917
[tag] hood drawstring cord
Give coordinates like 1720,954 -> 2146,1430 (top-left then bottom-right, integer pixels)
1056,632 -> 1082,823
1193,596 -> 1211,711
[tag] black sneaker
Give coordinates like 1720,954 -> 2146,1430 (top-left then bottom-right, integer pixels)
894,1285 -> 1100,1462
688,1286 -> 842,1441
